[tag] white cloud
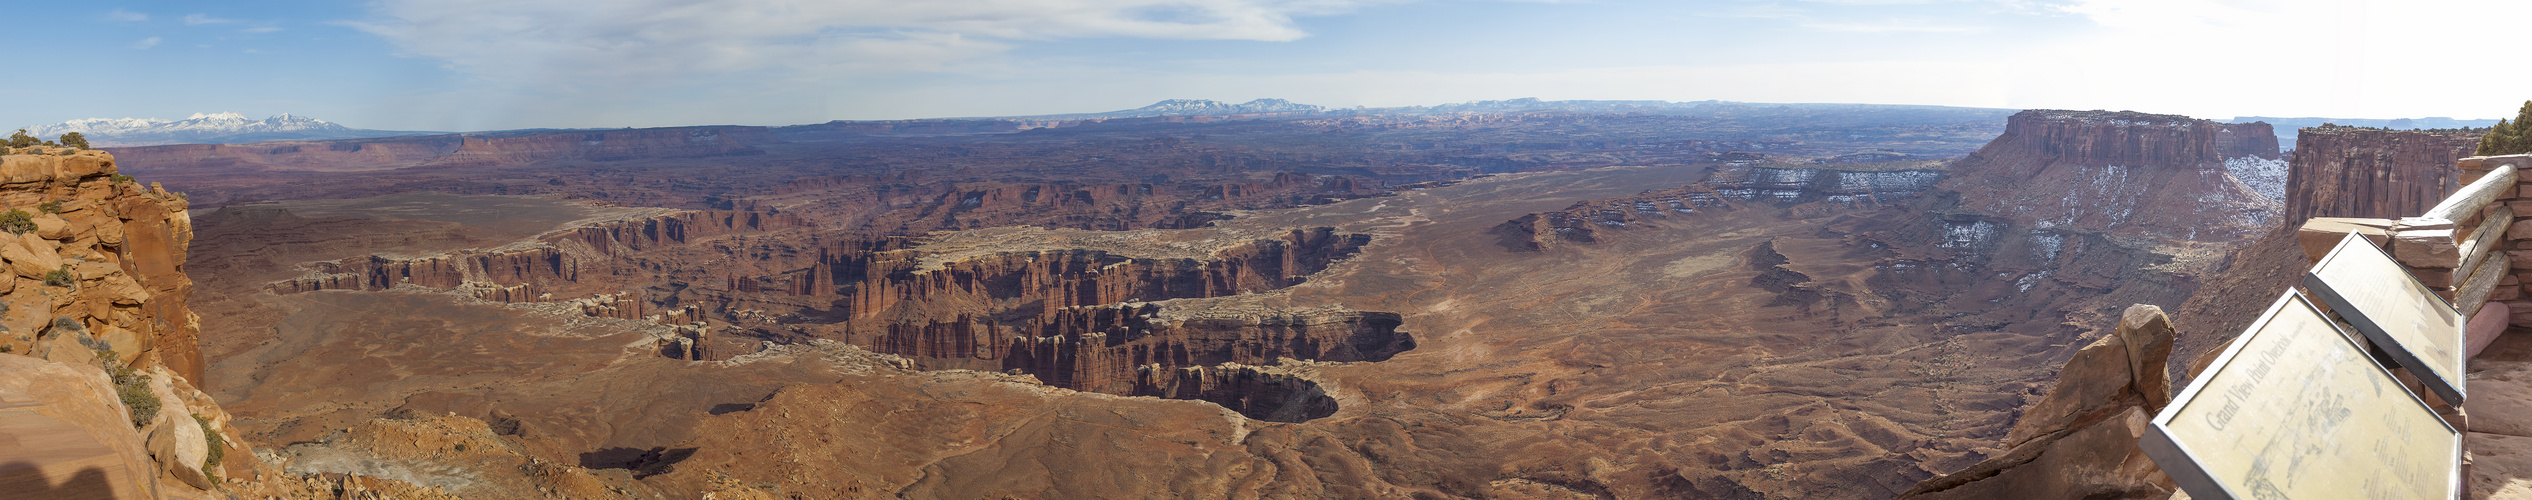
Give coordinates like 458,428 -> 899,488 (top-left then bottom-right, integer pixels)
349,0 -> 1385,88
2019,0 -> 2532,119
106,9 -> 147,22
183,13 -> 238,25
130,37 -> 161,50
242,26 -> 282,33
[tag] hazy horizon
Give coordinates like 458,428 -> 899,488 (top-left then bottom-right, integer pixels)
9,0 -> 2530,131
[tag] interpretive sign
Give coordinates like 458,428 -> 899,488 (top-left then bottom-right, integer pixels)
2303,231 -> 2467,405
2140,291 -> 2460,500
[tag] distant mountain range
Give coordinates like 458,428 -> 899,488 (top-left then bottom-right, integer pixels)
997,98 -> 1328,120
19,113 -> 440,147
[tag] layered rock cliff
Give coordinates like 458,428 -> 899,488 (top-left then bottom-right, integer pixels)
851,303 -> 1406,422
2281,125 -> 2481,224
1941,110 -> 2277,242
0,149 -> 256,497
845,228 -> 1372,318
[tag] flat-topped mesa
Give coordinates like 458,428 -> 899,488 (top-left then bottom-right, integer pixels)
2282,125 -> 2482,224
270,209 -> 811,297
845,228 -> 1372,319
1940,110 -> 2277,241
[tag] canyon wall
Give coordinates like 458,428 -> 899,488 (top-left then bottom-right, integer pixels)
845,228 -> 1371,318
2281,125 -> 2481,224
1941,110 -> 2277,242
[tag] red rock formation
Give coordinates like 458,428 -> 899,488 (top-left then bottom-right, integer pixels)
845,228 -> 1370,318
2281,126 -> 2480,224
2215,121 -> 2283,160
839,304 -> 1403,422
1942,110 -> 2276,242
271,210 -> 812,295
1898,305 -> 2179,499
0,150 -> 263,498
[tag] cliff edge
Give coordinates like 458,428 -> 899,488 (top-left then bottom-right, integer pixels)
0,148 -> 260,498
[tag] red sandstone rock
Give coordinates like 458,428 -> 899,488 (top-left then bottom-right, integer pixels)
2283,126 -> 2480,224
1942,110 -> 2277,242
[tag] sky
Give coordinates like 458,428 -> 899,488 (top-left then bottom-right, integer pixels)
3,0 -> 2527,132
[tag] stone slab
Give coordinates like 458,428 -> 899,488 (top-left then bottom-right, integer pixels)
2142,291 -> 2460,500
2298,218 -> 2394,264
2309,231 -> 2471,405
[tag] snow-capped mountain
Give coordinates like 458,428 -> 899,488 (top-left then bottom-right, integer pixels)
19,113 -> 438,147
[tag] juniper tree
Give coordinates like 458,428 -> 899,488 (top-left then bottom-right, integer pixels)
2479,101 -> 2532,156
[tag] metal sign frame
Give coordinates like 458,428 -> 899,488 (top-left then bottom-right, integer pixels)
2302,231 -> 2468,405
2140,290 -> 2461,500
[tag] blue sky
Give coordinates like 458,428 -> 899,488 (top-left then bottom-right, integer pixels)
5,0 -> 2527,131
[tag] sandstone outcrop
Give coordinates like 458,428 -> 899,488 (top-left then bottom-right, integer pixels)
1942,110 -> 2277,242
2281,125 -> 2481,224
1896,304 -> 2178,499
0,149 -> 258,498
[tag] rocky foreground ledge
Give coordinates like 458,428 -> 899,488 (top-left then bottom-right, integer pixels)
0,149 -> 254,497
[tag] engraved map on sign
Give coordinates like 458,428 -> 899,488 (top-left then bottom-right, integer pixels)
2144,292 -> 2457,500
2303,231 -> 2466,404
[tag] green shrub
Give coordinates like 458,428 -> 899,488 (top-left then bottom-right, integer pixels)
100,353 -> 157,428
37,201 -> 61,214
4,129 -> 34,148
60,132 -> 88,151
195,414 -> 225,482
0,209 -> 32,235
114,372 -> 156,428
111,174 -> 133,184
43,265 -> 74,288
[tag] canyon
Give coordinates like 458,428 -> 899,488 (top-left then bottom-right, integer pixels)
0,102 -> 2390,498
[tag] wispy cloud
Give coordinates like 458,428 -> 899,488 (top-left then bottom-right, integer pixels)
242,26 -> 282,33
106,9 -> 147,22
130,37 -> 162,50
1800,18 -> 1982,33
348,0 -> 1393,87
183,13 -> 239,25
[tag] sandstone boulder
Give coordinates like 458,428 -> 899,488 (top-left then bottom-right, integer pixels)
0,355 -> 159,499
142,370 -> 214,490
32,213 -> 68,240
0,232 -> 54,280
1899,304 -> 2178,499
